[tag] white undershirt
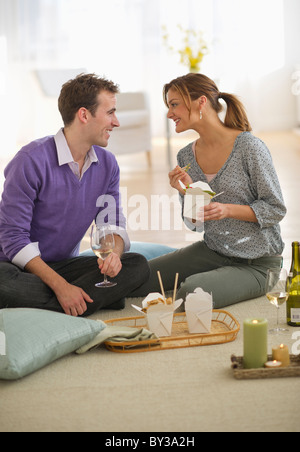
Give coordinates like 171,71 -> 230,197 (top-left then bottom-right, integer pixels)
191,141 -> 217,183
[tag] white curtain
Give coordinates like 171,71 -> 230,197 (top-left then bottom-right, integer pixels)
0,0 -> 299,150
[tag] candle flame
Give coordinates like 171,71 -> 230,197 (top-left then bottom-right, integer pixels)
252,320 -> 259,324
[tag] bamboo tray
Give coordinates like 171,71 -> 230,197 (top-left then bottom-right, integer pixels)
104,310 -> 240,354
231,354 -> 300,380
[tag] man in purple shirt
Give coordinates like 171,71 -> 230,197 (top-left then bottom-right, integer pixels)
0,73 -> 150,317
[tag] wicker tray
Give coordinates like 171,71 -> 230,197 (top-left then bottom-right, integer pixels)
231,354 -> 300,380
104,310 -> 240,353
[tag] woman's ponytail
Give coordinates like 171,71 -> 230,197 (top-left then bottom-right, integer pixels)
219,92 -> 252,132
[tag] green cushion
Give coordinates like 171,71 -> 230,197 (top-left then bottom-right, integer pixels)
0,309 -> 106,380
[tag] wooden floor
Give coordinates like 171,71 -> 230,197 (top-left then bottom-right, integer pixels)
1,130 -> 299,267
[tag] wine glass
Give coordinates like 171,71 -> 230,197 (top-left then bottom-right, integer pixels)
90,224 -> 117,288
266,268 -> 289,334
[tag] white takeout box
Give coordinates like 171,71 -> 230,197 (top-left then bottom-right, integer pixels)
185,288 -> 213,334
179,181 -> 215,223
132,293 -> 184,337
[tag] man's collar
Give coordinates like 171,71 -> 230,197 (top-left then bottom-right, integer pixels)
54,128 -> 99,166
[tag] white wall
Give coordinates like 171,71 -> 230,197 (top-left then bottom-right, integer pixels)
243,0 -> 300,132
1,0 -> 300,157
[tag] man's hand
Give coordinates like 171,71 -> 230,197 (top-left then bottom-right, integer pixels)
55,281 -> 94,317
98,252 -> 122,278
96,234 -> 124,278
25,256 -> 94,317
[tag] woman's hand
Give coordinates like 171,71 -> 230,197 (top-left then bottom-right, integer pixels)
201,203 -> 258,223
169,166 -> 193,195
202,202 -> 229,221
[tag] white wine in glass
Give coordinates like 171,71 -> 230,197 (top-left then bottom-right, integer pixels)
266,268 -> 289,334
90,224 -> 117,288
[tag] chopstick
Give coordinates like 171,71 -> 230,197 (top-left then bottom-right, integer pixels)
212,191 -> 224,200
173,273 -> 179,303
157,271 -> 179,304
157,271 -> 166,302
182,163 -> 191,172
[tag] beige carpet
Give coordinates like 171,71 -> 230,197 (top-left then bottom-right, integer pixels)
0,295 -> 299,433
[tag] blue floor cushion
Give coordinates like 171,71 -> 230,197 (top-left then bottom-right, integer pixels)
0,308 -> 106,380
80,241 -> 177,261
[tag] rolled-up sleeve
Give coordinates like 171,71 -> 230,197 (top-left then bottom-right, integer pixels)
245,140 -> 287,229
12,242 -> 41,269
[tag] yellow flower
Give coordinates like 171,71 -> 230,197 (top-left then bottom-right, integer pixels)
185,46 -> 193,57
162,25 -> 209,73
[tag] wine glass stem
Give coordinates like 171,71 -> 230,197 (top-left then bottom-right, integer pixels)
103,274 -> 108,284
276,307 -> 280,328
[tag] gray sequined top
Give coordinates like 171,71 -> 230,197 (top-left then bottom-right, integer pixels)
178,132 -> 287,259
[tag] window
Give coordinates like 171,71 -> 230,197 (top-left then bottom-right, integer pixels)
0,0 -> 290,140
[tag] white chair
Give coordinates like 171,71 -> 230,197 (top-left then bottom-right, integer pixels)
108,92 -> 152,166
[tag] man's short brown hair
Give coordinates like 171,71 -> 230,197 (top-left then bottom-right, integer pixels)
58,73 -> 119,126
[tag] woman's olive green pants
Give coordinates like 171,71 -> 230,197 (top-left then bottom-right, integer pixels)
130,241 -> 282,309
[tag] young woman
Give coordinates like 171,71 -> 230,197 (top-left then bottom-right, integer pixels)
131,73 -> 286,308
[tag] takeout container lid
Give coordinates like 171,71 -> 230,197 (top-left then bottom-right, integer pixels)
185,187 -> 212,202
132,293 -> 184,337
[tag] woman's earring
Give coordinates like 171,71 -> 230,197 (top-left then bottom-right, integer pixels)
200,111 -> 203,120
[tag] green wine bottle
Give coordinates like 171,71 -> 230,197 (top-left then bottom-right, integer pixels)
287,242 -> 300,327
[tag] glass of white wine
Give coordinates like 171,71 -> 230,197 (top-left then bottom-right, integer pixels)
266,268 -> 289,334
90,224 -> 117,288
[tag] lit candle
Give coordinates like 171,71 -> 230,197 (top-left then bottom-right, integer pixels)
264,360 -> 283,369
243,318 -> 268,369
272,344 -> 290,367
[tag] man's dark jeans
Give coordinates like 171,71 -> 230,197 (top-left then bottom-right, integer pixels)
0,253 -> 150,316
